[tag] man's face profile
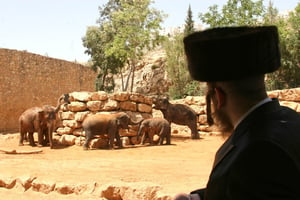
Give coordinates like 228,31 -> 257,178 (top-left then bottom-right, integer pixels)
206,85 -> 234,135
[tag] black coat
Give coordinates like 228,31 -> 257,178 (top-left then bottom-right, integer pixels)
191,99 -> 300,200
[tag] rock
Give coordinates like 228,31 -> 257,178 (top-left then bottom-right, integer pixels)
190,105 -> 205,115
184,96 -> 206,106
68,102 -> 87,112
91,91 -> 109,101
120,101 -> 137,112
31,179 -> 56,194
60,111 -> 75,120
267,90 -> 279,98
279,88 -> 300,101
102,100 -> 119,111
90,138 -> 109,149
138,103 -> 152,113
198,114 -> 207,125
17,175 -> 37,191
75,137 -> 85,146
59,135 -> 77,146
130,136 -> 141,145
72,128 -> 85,137
153,134 -> 160,142
56,127 -> 73,135
70,91 -> 92,102
119,128 -> 130,137
111,92 -> 130,101
87,101 -> 103,111
62,120 -> 82,129
55,183 -> 76,195
0,176 -> 16,189
130,93 -> 146,103
75,111 -> 90,122
122,137 -> 130,146
99,181 -> 163,200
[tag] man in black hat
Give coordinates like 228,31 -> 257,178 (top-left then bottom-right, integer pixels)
174,26 -> 300,200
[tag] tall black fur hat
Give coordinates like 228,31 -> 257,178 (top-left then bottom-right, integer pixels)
183,26 -> 281,82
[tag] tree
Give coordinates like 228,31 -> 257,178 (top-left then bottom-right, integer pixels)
82,26 -> 122,92
164,32 -> 188,99
184,4 -> 195,36
265,2 -> 300,89
83,0 -> 165,92
264,0 -> 278,24
199,0 -> 265,27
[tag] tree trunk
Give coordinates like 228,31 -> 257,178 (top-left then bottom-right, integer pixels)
130,63 -> 136,92
122,60 -> 132,92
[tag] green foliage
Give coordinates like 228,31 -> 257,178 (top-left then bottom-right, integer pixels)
164,32 -> 205,99
83,0 -> 165,92
184,4 -> 195,36
82,26 -> 122,92
199,0 -> 265,27
266,3 -> 300,90
165,5 -> 206,99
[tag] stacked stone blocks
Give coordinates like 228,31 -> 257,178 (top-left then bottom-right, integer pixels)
56,91 -> 153,147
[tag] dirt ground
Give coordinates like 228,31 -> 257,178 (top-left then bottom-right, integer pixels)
0,131 -> 225,199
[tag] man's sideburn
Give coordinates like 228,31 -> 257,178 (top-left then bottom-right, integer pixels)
206,91 -> 234,136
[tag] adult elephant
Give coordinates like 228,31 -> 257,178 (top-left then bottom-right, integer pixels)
82,112 -> 137,150
137,117 -> 171,145
19,94 -> 70,148
153,97 -> 200,139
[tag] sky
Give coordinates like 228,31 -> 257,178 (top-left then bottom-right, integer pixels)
0,0 -> 299,62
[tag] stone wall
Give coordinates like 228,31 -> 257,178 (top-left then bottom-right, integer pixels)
56,91 -> 153,148
0,48 -> 97,132
55,88 -> 300,148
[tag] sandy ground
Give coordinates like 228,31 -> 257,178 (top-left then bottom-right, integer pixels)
0,131 -> 225,199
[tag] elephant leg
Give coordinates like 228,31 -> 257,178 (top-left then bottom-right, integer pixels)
148,131 -> 155,145
41,129 -> 48,146
47,124 -> 54,149
115,132 -> 123,148
24,132 -> 28,142
158,135 -> 164,145
166,131 -> 171,145
28,132 -> 36,146
158,129 -> 164,145
190,121 -> 200,139
37,129 -> 44,146
108,133 -> 115,149
83,131 -> 92,150
19,131 -> 25,146
141,131 -> 147,145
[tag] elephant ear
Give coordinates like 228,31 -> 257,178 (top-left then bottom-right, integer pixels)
162,98 -> 169,107
37,110 -> 46,122
42,105 -> 56,120
117,113 -> 129,128
155,97 -> 169,110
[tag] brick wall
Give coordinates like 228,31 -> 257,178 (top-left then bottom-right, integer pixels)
0,48 -> 97,132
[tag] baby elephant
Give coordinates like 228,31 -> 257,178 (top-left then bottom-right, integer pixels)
137,118 -> 171,145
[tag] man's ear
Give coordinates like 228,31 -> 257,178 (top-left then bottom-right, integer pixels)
214,87 -> 226,109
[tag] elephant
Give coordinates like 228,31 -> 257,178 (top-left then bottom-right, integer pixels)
153,97 -> 200,139
19,93 -> 70,148
82,112 -> 137,150
137,117 -> 171,145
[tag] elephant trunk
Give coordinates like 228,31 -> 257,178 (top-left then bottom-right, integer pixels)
54,93 -> 70,113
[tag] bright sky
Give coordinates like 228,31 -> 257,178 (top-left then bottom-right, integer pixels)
0,0 -> 299,62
